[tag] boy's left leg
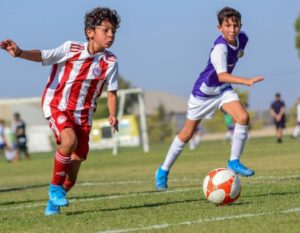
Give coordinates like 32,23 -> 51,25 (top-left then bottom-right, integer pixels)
222,101 -> 254,177
45,156 -> 82,216
64,158 -> 82,191
45,149 -> 71,216
156,119 -> 200,190
45,125 -> 78,216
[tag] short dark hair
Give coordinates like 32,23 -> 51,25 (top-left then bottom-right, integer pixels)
84,7 -> 121,40
217,7 -> 241,25
275,93 -> 281,98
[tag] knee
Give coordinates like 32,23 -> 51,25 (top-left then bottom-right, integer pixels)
235,113 -> 249,125
60,137 -> 78,155
178,130 -> 194,143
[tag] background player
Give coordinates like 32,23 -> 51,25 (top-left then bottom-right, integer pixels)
0,7 -> 120,215
155,7 -> 264,190
224,112 -> 235,141
189,126 -> 203,150
292,98 -> 300,139
12,112 -> 30,160
270,93 -> 286,143
0,119 -> 6,152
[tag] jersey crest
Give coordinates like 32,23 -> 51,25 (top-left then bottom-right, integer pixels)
92,67 -> 102,78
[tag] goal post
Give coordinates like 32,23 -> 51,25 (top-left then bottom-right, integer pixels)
111,88 -> 150,155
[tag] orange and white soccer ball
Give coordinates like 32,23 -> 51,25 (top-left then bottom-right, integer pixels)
203,168 -> 241,205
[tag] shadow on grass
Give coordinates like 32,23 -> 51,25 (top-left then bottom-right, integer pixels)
70,189 -> 160,200
66,188 -> 300,216
66,198 -> 200,216
0,183 -> 48,193
0,197 -> 49,206
243,190 -> 300,198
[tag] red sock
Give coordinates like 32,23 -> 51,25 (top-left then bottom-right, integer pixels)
51,150 -> 71,186
63,179 -> 76,192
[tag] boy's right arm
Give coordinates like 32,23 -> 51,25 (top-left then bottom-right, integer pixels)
211,44 -> 264,86
218,72 -> 264,87
0,39 -> 42,62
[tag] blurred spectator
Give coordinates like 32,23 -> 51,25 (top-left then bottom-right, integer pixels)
224,112 -> 234,141
270,93 -> 286,143
0,119 -> 5,151
292,98 -> 300,139
12,112 -> 30,160
0,119 -> 16,162
243,102 -> 252,138
189,126 -> 203,150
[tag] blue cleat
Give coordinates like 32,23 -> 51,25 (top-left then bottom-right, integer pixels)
155,166 -> 169,190
45,200 -> 60,216
48,184 -> 68,207
228,159 -> 255,177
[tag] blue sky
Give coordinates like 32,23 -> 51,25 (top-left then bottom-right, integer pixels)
1,0 -> 299,110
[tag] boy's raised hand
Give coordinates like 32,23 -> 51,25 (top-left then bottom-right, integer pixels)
0,39 -> 22,57
246,76 -> 264,86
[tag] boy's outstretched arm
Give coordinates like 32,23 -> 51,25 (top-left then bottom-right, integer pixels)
0,39 -> 42,62
218,72 -> 264,86
107,90 -> 119,133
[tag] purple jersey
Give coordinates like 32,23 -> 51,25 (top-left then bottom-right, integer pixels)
192,32 -> 248,98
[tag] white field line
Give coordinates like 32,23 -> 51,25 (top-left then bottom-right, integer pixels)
0,188 -> 196,212
78,174 -> 300,186
0,174 -> 299,191
96,207 -> 300,233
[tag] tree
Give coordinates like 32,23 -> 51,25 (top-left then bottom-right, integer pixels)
147,104 -> 174,143
295,14 -> 300,57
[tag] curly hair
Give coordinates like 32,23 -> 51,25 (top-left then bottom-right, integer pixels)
84,7 -> 121,40
217,7 -> 241,25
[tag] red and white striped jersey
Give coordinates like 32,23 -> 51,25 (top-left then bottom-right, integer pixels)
41,41 -> 118,123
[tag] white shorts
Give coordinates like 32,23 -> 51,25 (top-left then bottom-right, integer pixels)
186,89 -> 239,120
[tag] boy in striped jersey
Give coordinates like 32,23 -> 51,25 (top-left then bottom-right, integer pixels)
1,7 -> 120,215
155,7 -> 264,190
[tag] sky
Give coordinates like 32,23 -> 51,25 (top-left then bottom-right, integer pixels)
0,0 -> 300,111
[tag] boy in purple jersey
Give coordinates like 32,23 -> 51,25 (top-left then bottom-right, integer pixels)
155,7 -> 264,190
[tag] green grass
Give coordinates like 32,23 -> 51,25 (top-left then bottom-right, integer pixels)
0,137 -> 300,233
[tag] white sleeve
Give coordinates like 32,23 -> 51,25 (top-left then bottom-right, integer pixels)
41,41 -> 72,66
106,61 -> 119,91
210,44 -> 228,74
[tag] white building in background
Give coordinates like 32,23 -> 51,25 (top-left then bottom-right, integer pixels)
140,90 -> 188,130
0,97 -> 53,153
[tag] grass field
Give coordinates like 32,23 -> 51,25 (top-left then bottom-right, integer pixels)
0,136 -> 300,233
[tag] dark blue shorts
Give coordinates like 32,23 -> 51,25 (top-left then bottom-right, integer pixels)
0,143 -> 6,150
274,120 -> 286,129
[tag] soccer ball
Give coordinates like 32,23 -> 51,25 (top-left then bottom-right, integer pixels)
203,168 -> 241,205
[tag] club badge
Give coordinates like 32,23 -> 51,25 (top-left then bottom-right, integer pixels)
57,115 -> 67,124
92,67 -> 101,77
